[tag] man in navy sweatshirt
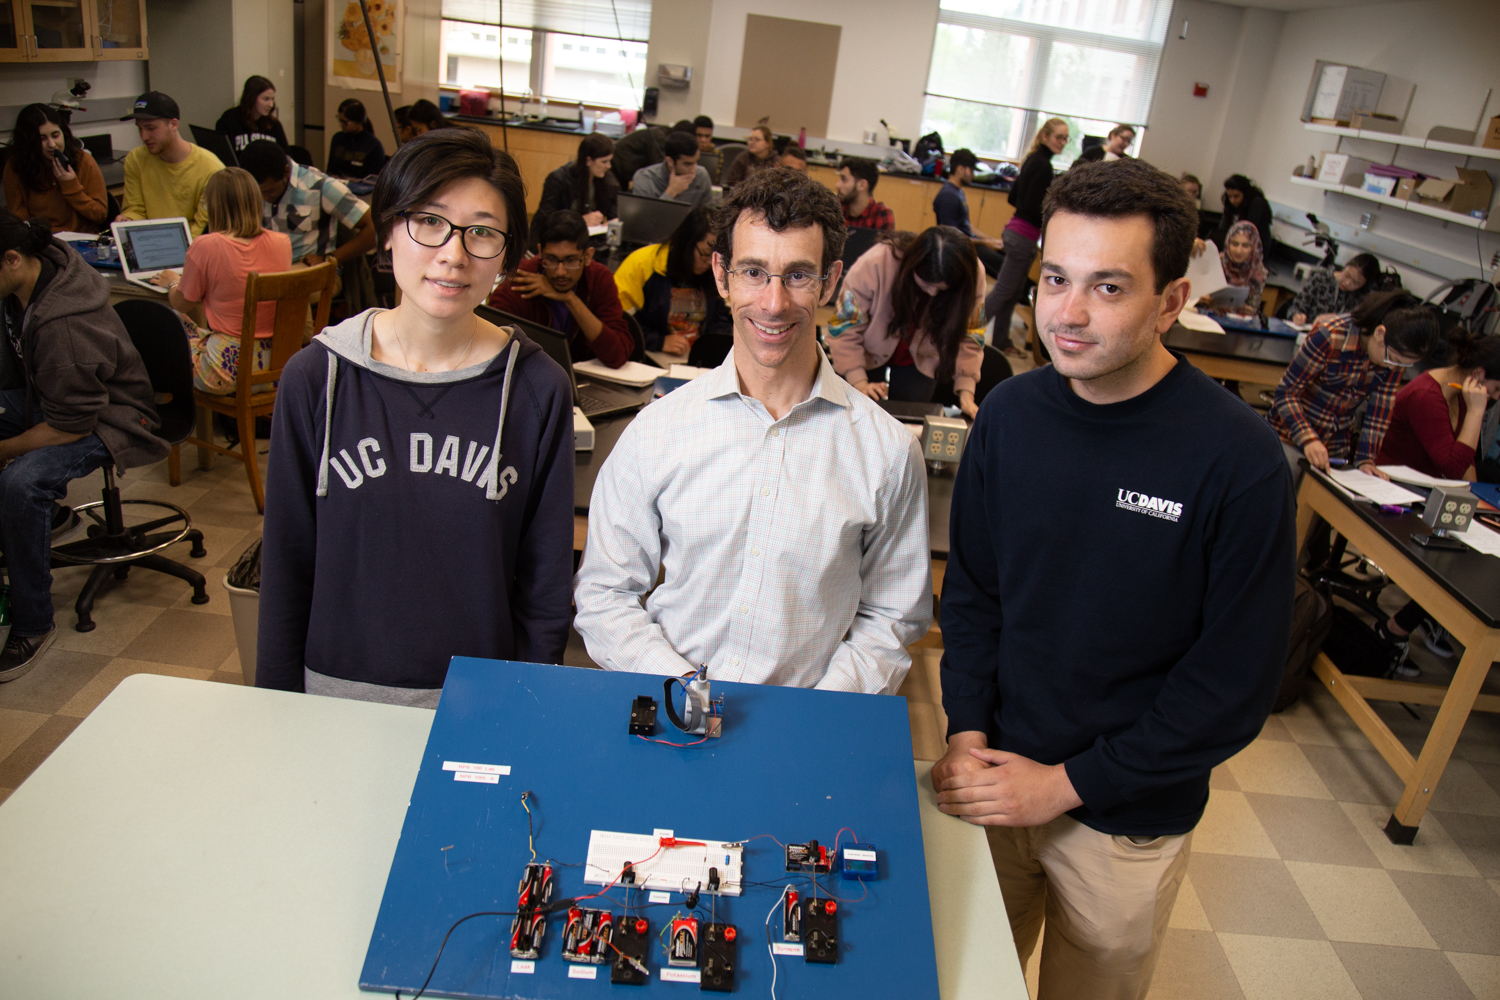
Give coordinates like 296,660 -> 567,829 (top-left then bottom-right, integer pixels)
935,159 -> 1294,999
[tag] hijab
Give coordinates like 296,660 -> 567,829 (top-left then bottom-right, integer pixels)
1220,220 -> 1267,290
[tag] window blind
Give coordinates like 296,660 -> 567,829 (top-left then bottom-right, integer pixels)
441,0 -> 651,42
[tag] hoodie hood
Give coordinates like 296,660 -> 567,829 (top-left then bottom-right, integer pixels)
310,309 -> 539,501
24,239 -> 111,339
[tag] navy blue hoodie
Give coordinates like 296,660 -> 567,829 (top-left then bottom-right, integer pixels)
256,309 -> 575,692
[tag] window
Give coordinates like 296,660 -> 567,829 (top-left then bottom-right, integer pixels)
919,0 -> 1172,163
439,0 -> 651,106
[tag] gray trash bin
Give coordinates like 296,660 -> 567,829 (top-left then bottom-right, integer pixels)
224,540 -> 261,685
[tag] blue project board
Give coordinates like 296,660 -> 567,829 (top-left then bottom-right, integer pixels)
68,240 -> 122,270
360,659 -> 940,999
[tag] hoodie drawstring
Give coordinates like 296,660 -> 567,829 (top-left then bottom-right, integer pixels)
315,352 -> 339,497
485,340 -> 521,500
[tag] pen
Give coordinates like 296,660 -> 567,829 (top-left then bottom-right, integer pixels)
1449,383 -> 1464,389
1328,458 -> 1347,466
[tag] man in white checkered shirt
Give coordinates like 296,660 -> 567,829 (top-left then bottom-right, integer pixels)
574,168 -> 933,694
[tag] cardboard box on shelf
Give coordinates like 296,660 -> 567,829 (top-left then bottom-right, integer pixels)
1484,116 -> 1500,151
1301,61 -> 1385,124
1350,112 -> 1403,134
1317,153 -> 1372,185
1363,173 -> 1398,197
1415,168 -> 1493,219
1394,176 -> 1421,201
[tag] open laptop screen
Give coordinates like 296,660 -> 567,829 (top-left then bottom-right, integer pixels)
120,223 -> 190,272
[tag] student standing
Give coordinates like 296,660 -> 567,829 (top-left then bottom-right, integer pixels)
326,99 -> 387,178
937,160 -> 1295,999
612,207 -> 730,355
3,104 -> 108,234
147,168 -> 293,393
1289,253 -> 1380,325
933,149 -> 1003,277
490,210 -> 633,368
629,131 -> 712,208
985,118 -> 1067,351
256,128 -> 575,703
575,168 -> 932,692
214,76 -> 290,153
1209,174 -> 1272,252
117,92 -> 224,237
837,158 -> 894,231
0,211 -> 167,681
1269,290 -> 1445,478
828,227 -> 984,418
530,134 -> 618,247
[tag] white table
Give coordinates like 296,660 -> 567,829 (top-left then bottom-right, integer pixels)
0,675 -> 1025,999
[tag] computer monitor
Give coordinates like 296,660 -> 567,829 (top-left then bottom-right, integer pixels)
474,305 -> 647,418
189,125 -> 239,167
78,133 -> 113,163
615,193 -> 693,247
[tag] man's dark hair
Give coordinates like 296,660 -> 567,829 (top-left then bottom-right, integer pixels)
947,148 -> 978,174
671,119 -> 695,135
663,131 -> 698,161
693,115 -> 714,131
371,127 -> 529,274
780,145 -> 806,163
1041,159 -> 1198,292
239,139 -> 290,184
538,209 -> 590,251
409,99 -> 450,129
842,157 -> 879,194
713,166 -> 845,274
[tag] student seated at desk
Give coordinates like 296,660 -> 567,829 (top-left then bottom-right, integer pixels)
1288,253 -> 1379,326
723,126 -> 777,190
256,128 -> 575,705
3,103 -> 108,234
693,115 -> 721,183
531,133 -> 618,248
828,226 -> 984,419
612,207 -> 729,355
629,130 -> 712,208
933,149 -> 1003,278
489,210 -> 632,368
1373,327 -> 1500,664
1196,220 -> 1265,318
779,145 -> 808,172
117,91 -> 224,237
326,99 -> 387,179
392,101 -> 452,145
214,76 -> 290,154
1208,174 -> 1272,253
148,168 -> 292,393
239,140 -> 376,269
1269,290 -> 1445,479
838,158 -> 894,231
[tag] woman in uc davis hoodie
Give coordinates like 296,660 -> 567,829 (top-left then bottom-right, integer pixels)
257,128 -> 575,706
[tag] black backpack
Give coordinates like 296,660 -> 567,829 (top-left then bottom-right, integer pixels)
1273,577 -> 1333,712
912,132 -> 944,160
1321,605 -> 1406,680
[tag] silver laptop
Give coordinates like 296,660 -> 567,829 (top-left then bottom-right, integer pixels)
110,218 -> 192,293
1207,284 -> 1251,309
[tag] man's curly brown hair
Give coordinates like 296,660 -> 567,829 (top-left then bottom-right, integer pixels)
713,166 -> 846,276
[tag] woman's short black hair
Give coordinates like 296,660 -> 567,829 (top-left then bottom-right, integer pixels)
1347,252 -> 1381,288
1351,290 -> 1444,362
408,99 -> 449,129
338,98 -> 372,133
0,208 -> 53,259
371,128 -> 528,274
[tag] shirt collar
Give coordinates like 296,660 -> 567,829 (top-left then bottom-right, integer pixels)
702,341 -> 850,410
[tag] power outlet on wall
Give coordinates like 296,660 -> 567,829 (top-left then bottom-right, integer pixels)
863,130 -> 879,144
1294,263 -> 1311,282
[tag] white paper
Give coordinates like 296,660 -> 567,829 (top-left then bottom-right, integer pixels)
843,848 -> 877,862
649,891 -> 672,903
1185,242 -> 1229,298
668,364 -> 709,380
587,224 -> 609,237
510,960 -> 535,974
442,761 -> 511,775
1328,469 -> 1425,505
57,231 -> 102,242
1453,522 -> 1500,557
573,359 -> 662,387
772,942 -> 804,956
454,771 -> 498,784
568,965 -> 599,979
1312,65 -> 1349,119
1377,466 -> 1468,490
660,968 -> 701,983
1176,309 -> 1225,334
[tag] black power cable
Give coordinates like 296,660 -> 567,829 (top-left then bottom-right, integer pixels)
394,910 -> 517,1000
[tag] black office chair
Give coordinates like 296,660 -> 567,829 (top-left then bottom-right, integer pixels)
50,300 -> 209,632
716,143 -> 748,181
934,345 -> 1013,410
624,312 -> 656,366
832,226 -> 881,301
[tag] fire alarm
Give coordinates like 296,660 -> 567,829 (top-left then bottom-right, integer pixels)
1193,82 -> 1209,98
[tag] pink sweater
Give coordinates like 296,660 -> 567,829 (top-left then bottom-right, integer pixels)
179,230 -> 293,338
826,241 -> 985,395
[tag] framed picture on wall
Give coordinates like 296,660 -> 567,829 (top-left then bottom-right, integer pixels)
328,0 -> 403,93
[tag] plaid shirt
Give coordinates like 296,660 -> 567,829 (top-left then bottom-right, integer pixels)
261,160 -> 368,262
844,198 -> 894,231
1269,314 -> 1401,465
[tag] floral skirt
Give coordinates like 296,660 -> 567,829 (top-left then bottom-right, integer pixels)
186,325 -> 272,395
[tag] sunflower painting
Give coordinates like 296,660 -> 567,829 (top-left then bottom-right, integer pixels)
328,0 -> 403,93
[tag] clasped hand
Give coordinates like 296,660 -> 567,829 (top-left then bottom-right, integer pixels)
513,270 -> 570,302
931,735 -> 1083,828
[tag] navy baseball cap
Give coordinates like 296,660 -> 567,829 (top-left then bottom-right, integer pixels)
121,91 -> 180,121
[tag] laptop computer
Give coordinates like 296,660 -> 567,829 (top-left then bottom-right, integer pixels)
616,193 -> 694,247
189,125 -> 239,167
476,306 -> 649,419
1206,284 -> 1250,310
110,218 -> 192,293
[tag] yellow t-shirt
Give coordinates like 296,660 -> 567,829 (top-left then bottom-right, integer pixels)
120,143 -> 224,236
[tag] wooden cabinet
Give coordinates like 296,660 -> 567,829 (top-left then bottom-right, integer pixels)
472,123 -> 583,215
0,0 -> 146,62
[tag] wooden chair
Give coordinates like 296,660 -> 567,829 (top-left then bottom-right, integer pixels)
173,262 -> 337,513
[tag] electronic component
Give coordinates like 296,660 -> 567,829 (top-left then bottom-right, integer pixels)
584,830 -> 744,896
803,898 -> 838,964
922,414 -> 968,463
611,916 -> 652,985
509,862 -> 554,959
700,922 -> 738,992
1422,486 -> 1476,533
668,915 -> 699,967
839,843 -> 878,881
662,665 -> 724,738
782,889 -> 801,942
561,906 -> 614,964
629,696 -> 657,736
785,840 -> 831,874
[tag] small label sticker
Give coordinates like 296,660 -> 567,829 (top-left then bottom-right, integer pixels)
843,848 -> 877,862
652,828 -> 674,839
443,761 -> 511,775
510,960 -> 535,974
649,891 -> 672,903
568,965 -> 598,979
772,942 -> 804,956
454,771 -> 499,784
660,968 -> 701,983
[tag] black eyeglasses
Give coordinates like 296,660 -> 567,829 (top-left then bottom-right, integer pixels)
398,211 -> 509,260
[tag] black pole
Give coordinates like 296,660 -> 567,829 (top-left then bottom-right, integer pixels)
497,0 -> 508,152
356,0 -> 402,146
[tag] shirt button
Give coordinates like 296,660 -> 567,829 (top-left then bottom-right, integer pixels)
731,656 -> 740,666
739,604 -> 749,614
761,487 -> 770,497
771,428 -> 780,437
751,547 -> 760,557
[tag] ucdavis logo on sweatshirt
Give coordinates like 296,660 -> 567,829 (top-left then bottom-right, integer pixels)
1115,489 -> 1184,522
325,432 -> 518,498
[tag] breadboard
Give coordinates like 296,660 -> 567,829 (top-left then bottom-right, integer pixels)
583,830 -> 743,896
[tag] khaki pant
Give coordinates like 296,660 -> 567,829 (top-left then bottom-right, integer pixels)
986,814 -> 1191,1000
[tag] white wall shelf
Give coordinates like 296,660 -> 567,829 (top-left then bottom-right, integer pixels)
1303,122 -> 1500,161
1289,174 -> 1491,230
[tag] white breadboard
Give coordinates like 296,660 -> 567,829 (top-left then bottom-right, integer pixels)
583,830 -> 744,896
